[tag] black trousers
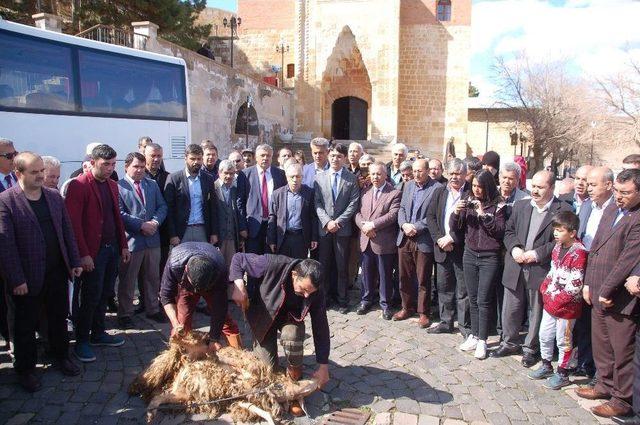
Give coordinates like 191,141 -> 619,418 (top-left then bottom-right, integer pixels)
7,266 -> 69,374
435,249 -> 470,334
0,276 -> 9,344
319,233 -> 350,305
278,231 -> 308,259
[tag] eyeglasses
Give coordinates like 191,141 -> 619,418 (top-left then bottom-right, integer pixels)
0,151 -> 18,160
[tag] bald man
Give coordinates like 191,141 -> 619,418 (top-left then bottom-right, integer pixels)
0,152 -> 83,391
559,165 -> 593,213
491,171 -> 572,367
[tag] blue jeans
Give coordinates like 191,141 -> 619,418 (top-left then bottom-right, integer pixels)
462,248 -> 500,340
74,245 -> 120,343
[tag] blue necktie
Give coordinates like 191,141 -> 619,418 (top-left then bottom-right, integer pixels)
332,172 -> 339,202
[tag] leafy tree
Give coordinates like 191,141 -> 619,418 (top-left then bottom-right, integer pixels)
468,82 -> 480,98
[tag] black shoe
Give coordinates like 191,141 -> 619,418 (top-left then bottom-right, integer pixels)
57,357 -> 81,376
147,312 -> 168,323
612,414 -> 640,425
117,317 -> 134,330
489,345 -> 522,358
18,371 -> 41,393
382,310 -> 392,320
521,352 -> 540,368
107,297 -> 118,313
426,322 -> 453,334
355,302 -> 371,315
338,304 -> 349,314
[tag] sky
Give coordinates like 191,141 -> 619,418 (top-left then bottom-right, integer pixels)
207,0 -> 640,103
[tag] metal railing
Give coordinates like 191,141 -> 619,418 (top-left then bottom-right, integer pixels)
76,24 -> 148,50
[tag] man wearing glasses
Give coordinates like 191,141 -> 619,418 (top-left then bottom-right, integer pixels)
0,137 -> 18,352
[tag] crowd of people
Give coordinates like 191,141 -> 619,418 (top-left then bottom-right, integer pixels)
2,135 -> 640,424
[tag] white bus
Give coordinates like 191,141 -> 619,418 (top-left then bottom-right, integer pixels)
0,17 -> 190,179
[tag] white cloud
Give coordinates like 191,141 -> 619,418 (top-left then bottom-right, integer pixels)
472,0 -> 640,82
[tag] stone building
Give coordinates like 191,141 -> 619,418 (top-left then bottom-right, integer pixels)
213,0 -> 472,159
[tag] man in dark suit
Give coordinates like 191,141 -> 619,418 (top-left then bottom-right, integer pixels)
394,159 -> 443,327
490,171 -> 571,366
575,169 -> 640,418
0,152 -> 83,391
425,158 -> 470,334
268,162 -> 318,259
65,144 -> 131,363
386,143 -> 408,186
558,165 -> 593,213
315,143 -> 360,313
214,159 -> 247,270
164,144 -> 219,246
574,167 -> 614,381
354,162 -> 401,320
0,137 -> 18,350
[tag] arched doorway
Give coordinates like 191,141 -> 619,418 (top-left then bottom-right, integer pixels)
234,102 -> 259,136
332,96 -> 368,140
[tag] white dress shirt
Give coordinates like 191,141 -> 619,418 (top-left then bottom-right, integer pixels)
583,196 -> 613,251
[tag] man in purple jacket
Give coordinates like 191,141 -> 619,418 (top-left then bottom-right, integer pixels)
0,152 -> 83,392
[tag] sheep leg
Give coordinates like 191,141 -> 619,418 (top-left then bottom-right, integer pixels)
236,402 -> 276,425
146,392 -> 189,423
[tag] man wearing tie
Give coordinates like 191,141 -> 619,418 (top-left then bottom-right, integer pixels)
315,143 -> 360,313
117,152 -> 168,329
354,162 -> 401,320
0,137 -> 18,350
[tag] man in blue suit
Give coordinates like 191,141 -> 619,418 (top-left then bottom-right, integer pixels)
117,152 -> 168,329
302,137 -> 330,189
241,144 -> 286,295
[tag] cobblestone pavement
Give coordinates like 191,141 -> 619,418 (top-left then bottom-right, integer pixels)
0,295 -> 614,425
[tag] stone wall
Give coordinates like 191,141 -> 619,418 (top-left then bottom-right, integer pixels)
467,108 -> 530,161
138,24 -> 294,158
397,0 -> 471,160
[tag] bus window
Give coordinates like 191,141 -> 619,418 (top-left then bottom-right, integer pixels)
78,49 -> 187,120
0,30 -> 75,111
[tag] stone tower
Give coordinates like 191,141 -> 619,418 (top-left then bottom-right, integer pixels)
233,0 -> 471,159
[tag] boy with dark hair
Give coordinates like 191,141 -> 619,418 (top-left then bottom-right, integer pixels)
528,210 -> 587,389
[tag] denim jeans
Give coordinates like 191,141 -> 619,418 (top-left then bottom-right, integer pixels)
75,245 -> 120,343
462,248 -> 500,340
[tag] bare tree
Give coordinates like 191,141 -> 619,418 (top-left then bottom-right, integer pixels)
597,59 -> 640,147
493,55 -> 601,172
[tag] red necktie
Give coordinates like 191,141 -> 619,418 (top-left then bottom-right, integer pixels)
134,181 -> 144,205
261,171 -> 269,219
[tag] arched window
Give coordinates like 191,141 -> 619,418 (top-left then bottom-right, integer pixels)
234,102 -> 259,136
437,0 -> 452,22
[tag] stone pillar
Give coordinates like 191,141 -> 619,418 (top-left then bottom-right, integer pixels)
32,13 -> 63,33
131,21 -> 159,50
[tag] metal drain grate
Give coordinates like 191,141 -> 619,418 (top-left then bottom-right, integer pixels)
320,408 -> 371,425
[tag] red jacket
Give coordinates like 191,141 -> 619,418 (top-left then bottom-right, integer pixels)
64,171 -> 127,259
539,240 -> 587,319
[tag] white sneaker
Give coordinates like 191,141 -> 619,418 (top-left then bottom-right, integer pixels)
474,340 -> 487,360
459,334 -> 478,352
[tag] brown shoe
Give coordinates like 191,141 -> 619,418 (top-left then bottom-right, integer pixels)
418,314 -> 430,329
576,386 -> 611,400
392,309 -> 415,321
225,334 -> 243,349
591,401 -> 632,418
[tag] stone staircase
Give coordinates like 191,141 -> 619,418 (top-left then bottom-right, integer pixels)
273,134 -> 397,164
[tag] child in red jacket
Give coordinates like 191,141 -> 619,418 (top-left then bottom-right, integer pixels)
528,211 -> 587,389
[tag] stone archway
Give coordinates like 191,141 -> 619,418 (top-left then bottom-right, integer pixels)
322,26 -> 372,140
234,101 -> 259,136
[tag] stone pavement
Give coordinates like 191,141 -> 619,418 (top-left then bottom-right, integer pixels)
0,299 -> 615,425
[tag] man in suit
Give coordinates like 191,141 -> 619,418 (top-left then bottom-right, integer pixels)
144,143 -> 169,194
574,167 -> 614,381
428,159 -> 448,185
164,144 -> 219,246
65,144 -> 131,363
425,158 -> 470,334
574,169 -> 640,418
0,137 -> 18,350
490,171 -> 571,367
315,143 -> 360,313
116,152 -> 168,329
241,144 -> 286,257
303,137 -> 330,189
70,142 -> 119,181
42,155 -> 61,190
214,159 -> 247,270
202,144 -> 220,181
393,159 -> 443,327
268,162 -> 318,259
0,152 -> 83,392
559,165 -> 593,213
386,143 -> 408,186
500,162 -> 530,213
354,162 -> 401,320
347,142 -> 363,174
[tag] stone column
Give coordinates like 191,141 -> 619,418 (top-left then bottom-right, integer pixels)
131,21 -> 159,50
32,13 -> 63,33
